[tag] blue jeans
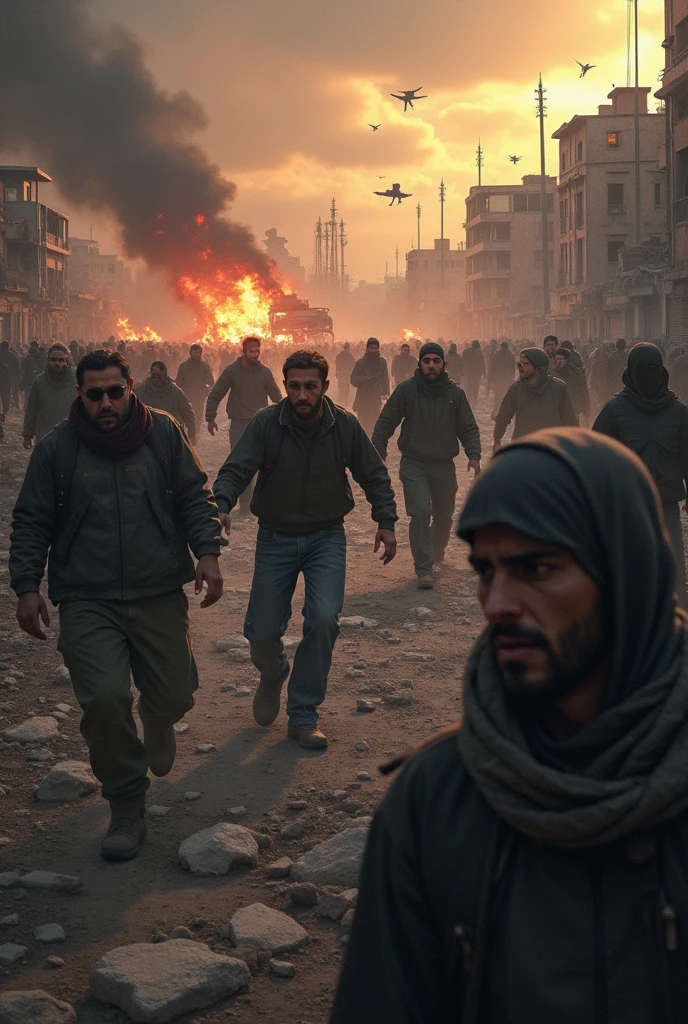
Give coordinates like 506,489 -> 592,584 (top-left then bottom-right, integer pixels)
244,525 -> 347,725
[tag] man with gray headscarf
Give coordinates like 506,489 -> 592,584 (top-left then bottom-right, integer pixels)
493,347 -> 577,453
593,342 -> 688,607
332,428 -> 688,1023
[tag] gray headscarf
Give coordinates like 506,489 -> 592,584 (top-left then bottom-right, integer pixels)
456,428 -> 688,848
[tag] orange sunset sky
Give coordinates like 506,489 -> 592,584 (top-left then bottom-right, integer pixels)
15,0 -> 667,324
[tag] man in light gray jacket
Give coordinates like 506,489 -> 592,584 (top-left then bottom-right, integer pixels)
23,342 -> 76,448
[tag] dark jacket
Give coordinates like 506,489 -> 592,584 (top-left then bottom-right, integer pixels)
213,397 -> 397,533
335,348 -> 355,379
350,354 -> 390,412
205,358 -> 281,423
593,393 -> 688,503
9,411 -> 221,604
135,376 -> 196,438
495,375 -> 577,441
175,357 -> 215,398
0,347 -> 19,386
22,368 -> 77,441
332,732 -> 688,1024
461,346 -> 486,380
555,365 -> 590,419
19,351 -> 44,392
488,348 -> 516,385
606,349 -> 628,391
446,350 -> 462,383
372,371 -> 481,463
391,352 -> 418,385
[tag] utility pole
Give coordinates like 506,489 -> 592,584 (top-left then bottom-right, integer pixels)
439,178 -> 446,289
476,139 -> 484,187
340,218 -> 347,296
536,74 -> 551,318
329,199 -> 339,292
416,202 -> 422,251
634,0 -> 641,245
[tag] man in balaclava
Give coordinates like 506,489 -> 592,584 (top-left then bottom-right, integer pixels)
493,347 -> 577,452
594,342 -> 688,607
332,427 -> 688,1024
22,342 -> 77,448
136,360 -> 197,443
350,337 -> 390,435
372,341 -> 481,589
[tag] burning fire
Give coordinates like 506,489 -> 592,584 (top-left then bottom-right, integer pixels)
177,269 -> 282,345
402,328 -> 421,342
116,316 -> 162,343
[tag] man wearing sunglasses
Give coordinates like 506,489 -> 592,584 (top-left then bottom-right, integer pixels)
9,349 -> 223,862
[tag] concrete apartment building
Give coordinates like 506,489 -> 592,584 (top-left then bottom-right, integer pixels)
0,166 -> 69,344
405,238 -> 466,336
657,0 -> 688,339
69,237 -> 132,341
553,88 -> 666,340
463,175 -> 556,339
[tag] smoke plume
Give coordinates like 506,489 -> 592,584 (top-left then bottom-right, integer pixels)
0,0 -> 280,322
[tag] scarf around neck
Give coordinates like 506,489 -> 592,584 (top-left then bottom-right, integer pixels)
68,392 -> 153,457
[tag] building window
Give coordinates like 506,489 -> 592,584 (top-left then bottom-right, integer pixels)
513,193 -> 543,213
608,240 -> 624,263
561,152 -> 567,171
575,191 -> 584,228
488,195 -> 510,213
654,182 -> 662,206
495,223 -> 511,241
607,131 -> 621,148
4,188 -> 17,202
496,252 -> 511,270
575,238 -> 584,284
577,140 -> 583,162
559,200 -> 566,235
607,183 -> 625,211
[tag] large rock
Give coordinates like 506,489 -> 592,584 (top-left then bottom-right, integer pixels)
226,904 -> 309,955
90,940 -> 249,1023
178,823 -> 258,876
36,761 -> 97,802
0,942 -> 28,966
0,990 -> 76,1023
19,871 -> 82,894
53,666 -> 71,686
290,822 -> 370,888
2,717 -> 59,744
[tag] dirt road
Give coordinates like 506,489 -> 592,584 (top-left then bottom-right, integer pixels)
0,395 -> 489,1022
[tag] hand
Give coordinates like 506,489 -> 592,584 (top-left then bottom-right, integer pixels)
16,592 -> 50,640
219,512 -> 231,536
195,554 -> 223,608
492,441 -> 502,456
467,459 -> 481,478
207,420 -> 218,436
22,437 -> 33,450
374,529 -> 397,565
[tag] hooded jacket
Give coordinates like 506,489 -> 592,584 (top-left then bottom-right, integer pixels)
593,344 -> 688,503
495,371 -> 577,441
22,368 -> 77,441
174,356 -> 215,398
350,353 -> 390,411
372,370 -> 481,463
332,430 -> 688,1024
135,375 -> 196,438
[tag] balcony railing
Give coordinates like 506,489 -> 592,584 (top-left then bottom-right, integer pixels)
674,196 -> 688,223
659,46 -> 688,80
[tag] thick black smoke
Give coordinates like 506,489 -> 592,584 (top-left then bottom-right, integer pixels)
0,0 -> 277,292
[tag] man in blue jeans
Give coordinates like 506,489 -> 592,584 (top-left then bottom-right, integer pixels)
214,350 -> 398,749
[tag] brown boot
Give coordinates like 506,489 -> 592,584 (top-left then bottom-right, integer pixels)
138,708 -> 177,778
287,724 -> 328,750
253,663 -> 289,727
417,575 -> 434,590
101,796 -> 147,862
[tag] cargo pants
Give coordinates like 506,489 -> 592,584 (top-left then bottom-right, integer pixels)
58,590 -> 198,801
399,455 -> 458,578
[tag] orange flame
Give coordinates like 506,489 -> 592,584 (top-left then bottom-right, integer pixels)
176,265 -> 284,345
402,328 -> 421,341
116,316 -> 162,343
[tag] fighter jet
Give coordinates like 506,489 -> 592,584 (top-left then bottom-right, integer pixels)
574,59 -> 596,78
390,88 -> 428,112
368,124 -> 382,131
374,182 -> 412,206
508,155 -> 523,165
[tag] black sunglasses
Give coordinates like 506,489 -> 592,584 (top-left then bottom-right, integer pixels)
83,385 -> 127,402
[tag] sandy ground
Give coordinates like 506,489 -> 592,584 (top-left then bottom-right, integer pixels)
0,390 -> 491,1021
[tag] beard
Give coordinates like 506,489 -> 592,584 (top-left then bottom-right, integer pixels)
490,600 -> 609,707
292,396 -> 323,422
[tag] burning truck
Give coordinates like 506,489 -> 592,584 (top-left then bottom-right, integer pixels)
269,294 -> 334,345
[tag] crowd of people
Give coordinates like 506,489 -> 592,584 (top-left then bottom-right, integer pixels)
5,325 -> 688,1018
